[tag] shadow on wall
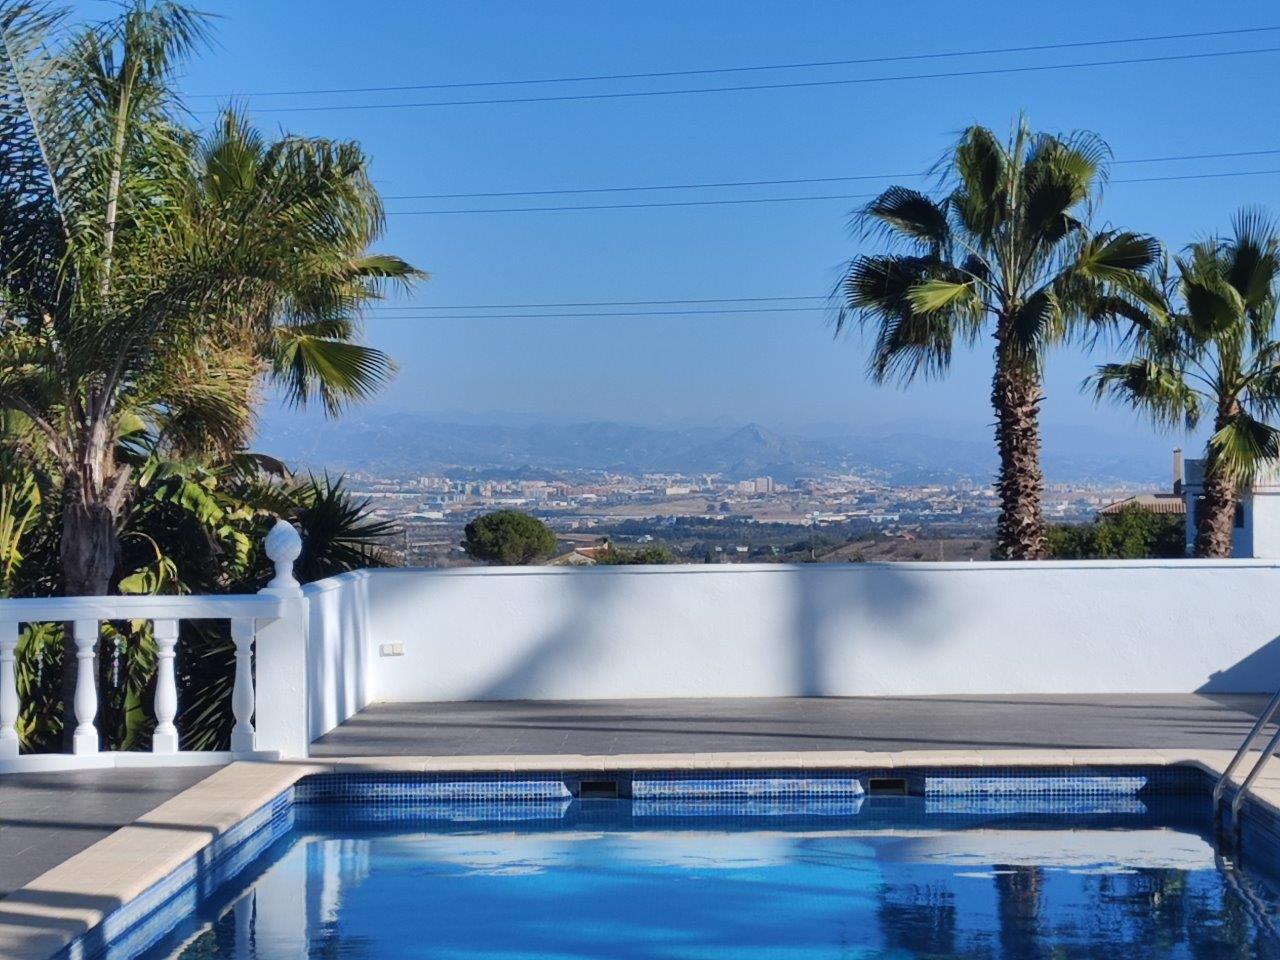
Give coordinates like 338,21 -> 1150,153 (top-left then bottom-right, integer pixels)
458,564 -> 939,700
789,564 -> 937,696
361,563 -> 1280,701
1198,634 -> 1280,694
357,567 -> 611,702
474,572 -> 626,700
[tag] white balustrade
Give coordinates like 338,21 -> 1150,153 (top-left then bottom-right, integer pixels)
0,622 -> 18,759
0,519 -> 302,768
230,617 -> 257,753
151,618 -> 180,753
72,619 -> 99,755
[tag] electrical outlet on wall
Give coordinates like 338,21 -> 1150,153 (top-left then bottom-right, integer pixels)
379,642 -> 405,657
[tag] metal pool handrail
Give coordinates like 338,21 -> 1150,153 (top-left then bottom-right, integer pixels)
1214,687 -> 1280,831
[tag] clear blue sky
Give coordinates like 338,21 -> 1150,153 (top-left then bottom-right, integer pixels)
76,1 -> 1280,458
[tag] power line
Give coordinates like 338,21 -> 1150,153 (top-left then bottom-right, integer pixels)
367,295 -> 826,310
384,173 -> 920,201
362,307 -> 829,320
385,168 -> 1280,215
1114,168 -> 1280,184
225,47 -> 1280,113
188,25 -> 1280,98
383,148 -> 1280,201
386,193 -> 879,215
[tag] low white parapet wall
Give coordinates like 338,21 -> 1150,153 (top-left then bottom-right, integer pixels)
303,561 -> 1280,713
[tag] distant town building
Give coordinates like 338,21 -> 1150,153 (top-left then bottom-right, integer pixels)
548,549 -> 598,566
1182,456 -> 1280,558
1099,449 -> 1187,519
753,476 -> 775,495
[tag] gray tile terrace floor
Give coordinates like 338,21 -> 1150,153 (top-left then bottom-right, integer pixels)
310,694 -> 1271,757
0,767 -> 212,898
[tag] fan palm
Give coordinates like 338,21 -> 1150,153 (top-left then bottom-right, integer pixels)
835,119 -> 1159,559
0,1 -> 420,740
1091,210 -> 1280,557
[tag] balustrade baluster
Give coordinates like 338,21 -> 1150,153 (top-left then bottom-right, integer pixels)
231,617 -> 256,753
152,619 -> 180,753
72,619 -> 99,755
0,621 -> 18,759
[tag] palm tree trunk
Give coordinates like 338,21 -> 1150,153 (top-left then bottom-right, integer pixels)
1193,463 -> 1238,558
1194,405 -> 1242,559
59,478 -> 120,750
991,343 -> 1047,560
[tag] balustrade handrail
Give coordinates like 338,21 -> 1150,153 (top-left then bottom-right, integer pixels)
0,592 -> 285,622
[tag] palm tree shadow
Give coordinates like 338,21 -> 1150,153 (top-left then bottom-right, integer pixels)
791,564 -> 939,696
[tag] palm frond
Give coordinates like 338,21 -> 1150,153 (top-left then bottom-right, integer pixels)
269,322 -> 395,415
855,186 -> 950,254
906,277 -> 979,315
1208,411 -> 1280,485
1075,231 -> 1162,283
949,124 -> 1007,239
0,1 -> 75,305
1088,358 -> 1200,429
1227,205 -> 1280,309
289,474 -> 397,581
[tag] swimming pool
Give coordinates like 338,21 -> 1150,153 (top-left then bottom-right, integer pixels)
66,768 -> 1280,959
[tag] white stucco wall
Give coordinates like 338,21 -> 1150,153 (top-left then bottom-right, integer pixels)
301,561 -> 1280,713
301,571 -> 375,742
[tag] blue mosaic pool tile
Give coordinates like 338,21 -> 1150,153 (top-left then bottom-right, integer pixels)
926,774 -> 1149,796
923,795 -> 1149,816
296,772 -> 571,803
921,765 -> 1204,798
631,798 -> 866,818
632,769 -> 865,799
301,799 -> 572,827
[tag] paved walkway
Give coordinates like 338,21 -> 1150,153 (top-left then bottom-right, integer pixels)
0,767 -> 213,899
310,693 -> 1270,757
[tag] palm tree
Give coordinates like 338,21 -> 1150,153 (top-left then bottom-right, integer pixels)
0,1 -> 420,739
835,119 -> 1159,559
1091,210 -> 1280,558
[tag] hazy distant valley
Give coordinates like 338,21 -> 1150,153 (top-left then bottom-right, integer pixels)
258,412 -> 1179,485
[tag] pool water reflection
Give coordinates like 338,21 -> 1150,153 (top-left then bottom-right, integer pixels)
137,798 -> 1280,959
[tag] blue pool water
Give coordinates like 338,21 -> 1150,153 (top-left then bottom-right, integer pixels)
127,795 -> 1280,960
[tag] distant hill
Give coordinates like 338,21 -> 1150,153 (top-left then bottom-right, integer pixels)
256,412 -> 1172,485
669,424 -> 844,482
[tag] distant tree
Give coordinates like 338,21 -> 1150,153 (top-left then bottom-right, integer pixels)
593,544 -> 677,565
1046,507 -> 1185,559
461,511 -> 556,565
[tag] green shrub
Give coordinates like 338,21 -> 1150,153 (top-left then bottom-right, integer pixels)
462,511 -> 557,565
593,544 -> 677,565
1046,507 -> 1185,560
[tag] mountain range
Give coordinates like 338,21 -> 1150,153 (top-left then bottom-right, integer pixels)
257,412 -> 1180,485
